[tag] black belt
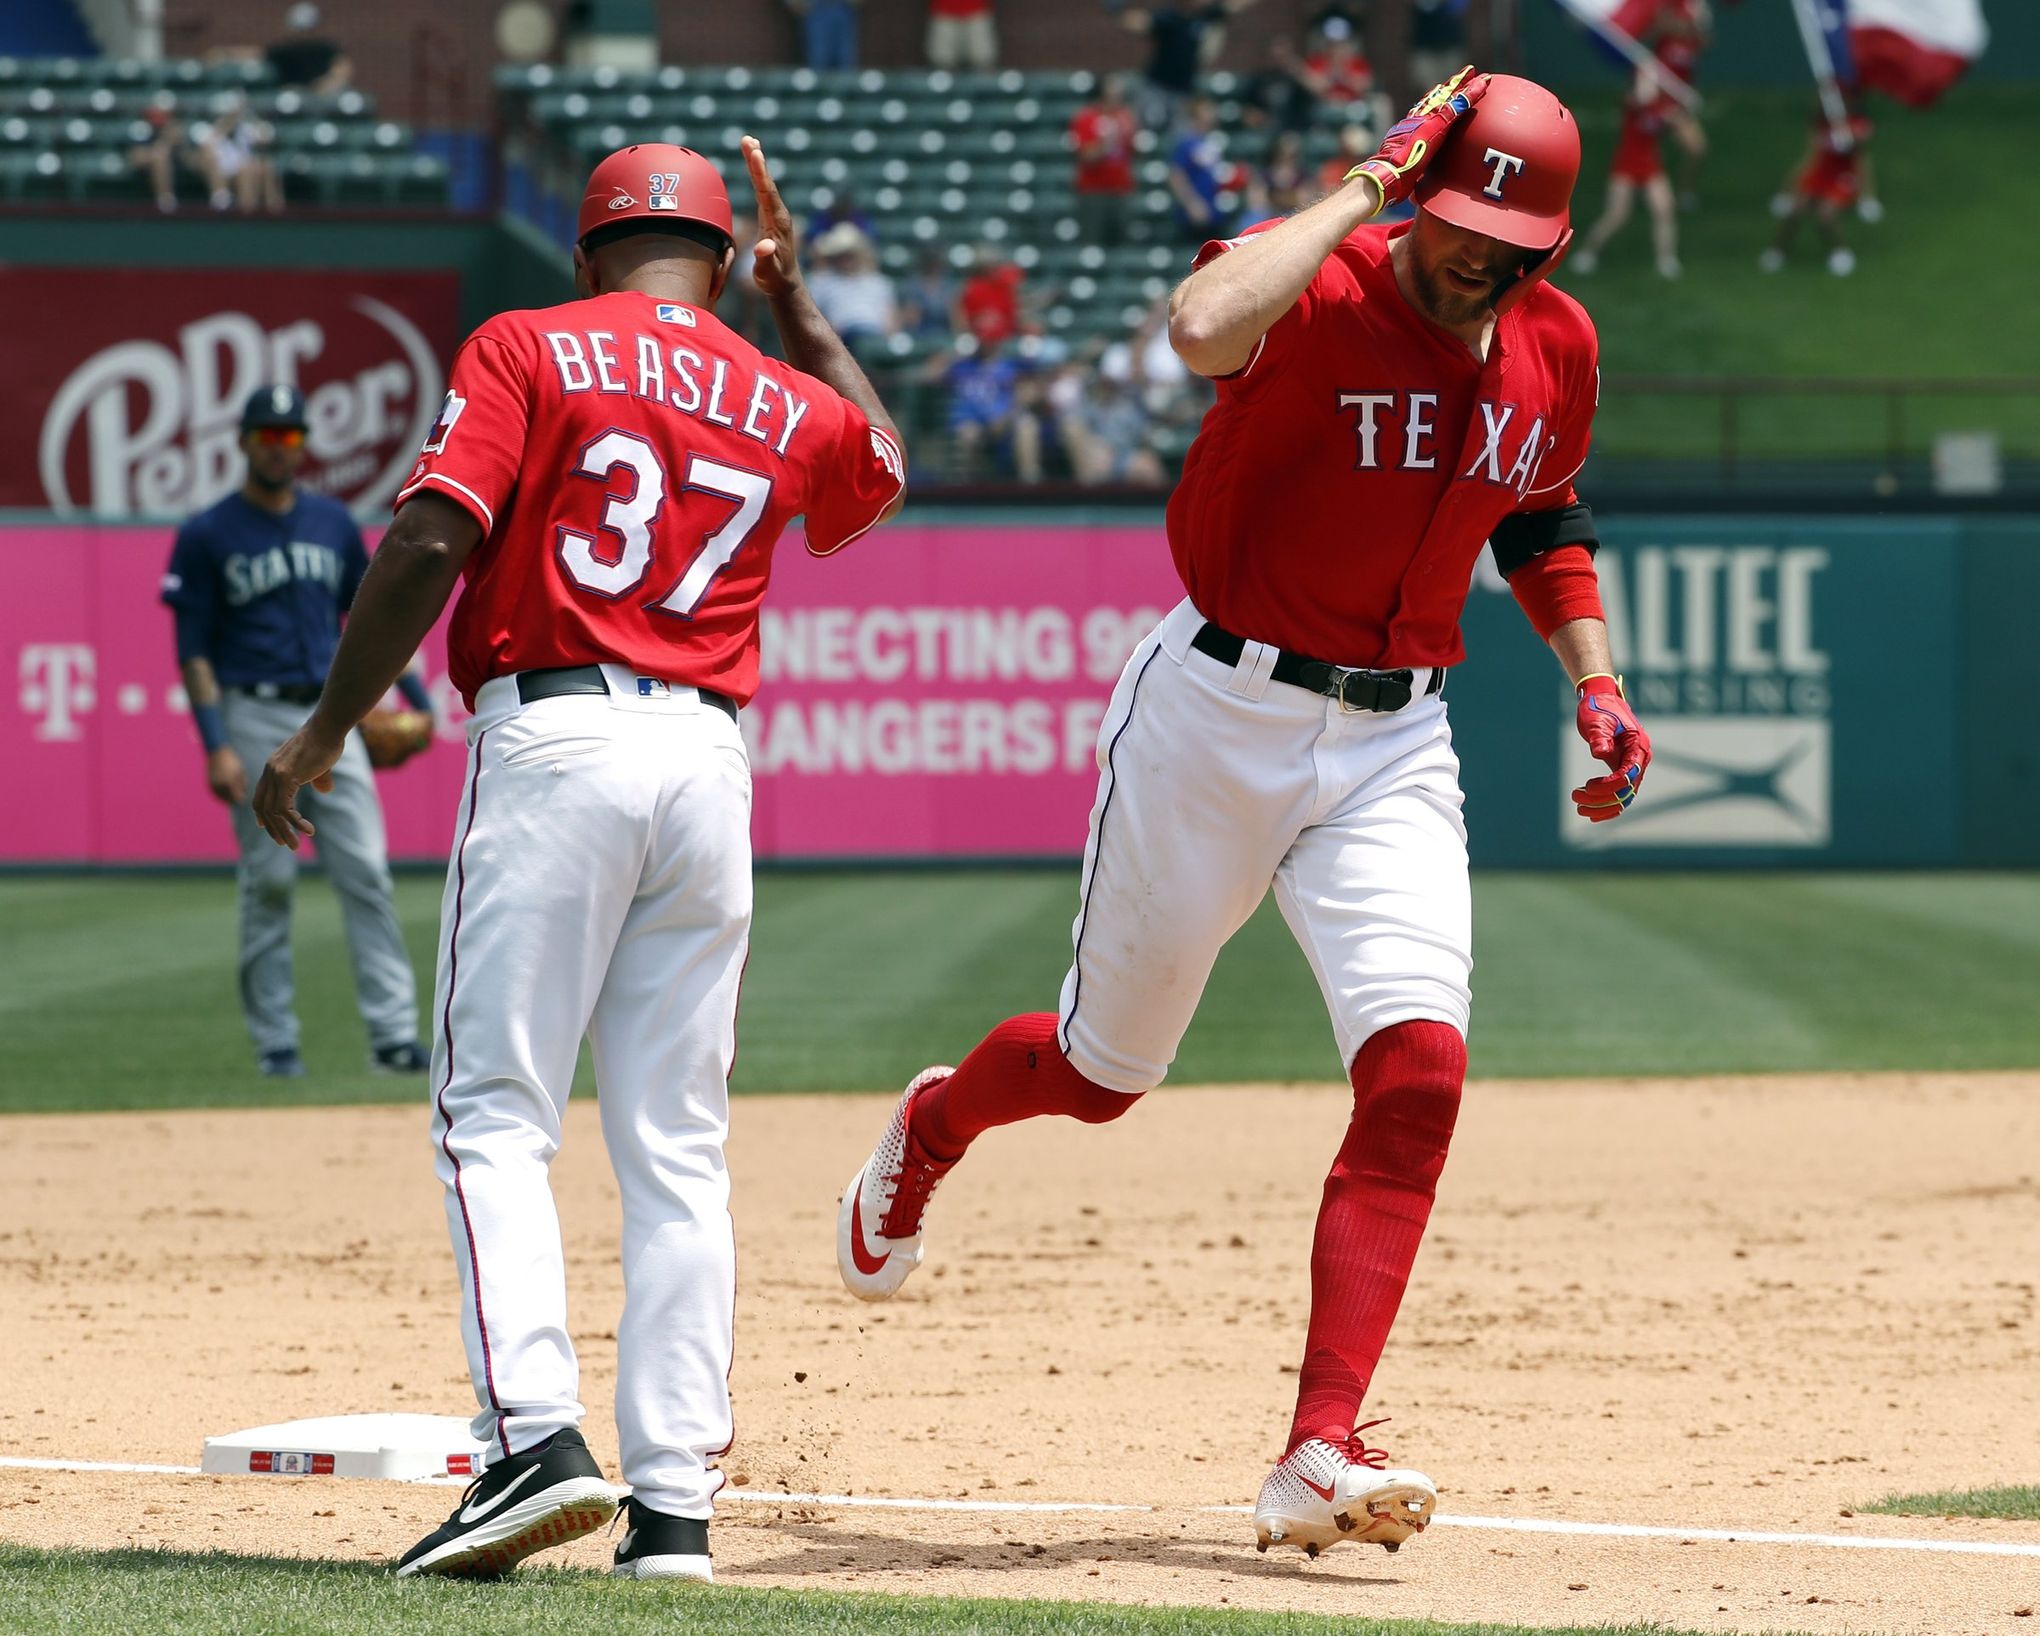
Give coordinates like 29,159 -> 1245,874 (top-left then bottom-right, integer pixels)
516,664 -> 738,723
232,682 -> 323,705
1191,623 -> 1446,713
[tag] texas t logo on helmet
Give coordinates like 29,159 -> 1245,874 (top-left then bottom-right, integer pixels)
1480,148 -> 1527,198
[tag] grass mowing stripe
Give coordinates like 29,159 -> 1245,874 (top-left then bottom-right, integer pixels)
1861,1485 -> 2040,1523
0,1545 -> 1800,1636
3,872 -> 2037,1114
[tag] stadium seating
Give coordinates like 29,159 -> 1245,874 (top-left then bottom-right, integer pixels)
497,62 -> 1357,361
0,54 -> 449,208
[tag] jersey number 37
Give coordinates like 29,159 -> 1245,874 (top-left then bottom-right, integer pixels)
555,430 -> 770,619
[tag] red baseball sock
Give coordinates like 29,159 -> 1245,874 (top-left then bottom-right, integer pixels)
907,1013 -> 1134,1164
1287,1019 -> 1465,1455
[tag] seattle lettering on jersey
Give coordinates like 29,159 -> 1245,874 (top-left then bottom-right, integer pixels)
223,540 -> 345,607
542,327 -> 813,460
1336,389 -> 1554,499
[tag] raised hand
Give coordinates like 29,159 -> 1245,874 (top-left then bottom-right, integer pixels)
1346,65 -> 1490,212
742,134 -> 801,299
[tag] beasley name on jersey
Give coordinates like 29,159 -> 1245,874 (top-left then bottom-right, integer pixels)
397,289 -> 904,708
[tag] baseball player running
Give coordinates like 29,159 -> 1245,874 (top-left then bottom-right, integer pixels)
838,70 -> 1652,1559
161,384 -> 433,1079
252,140 -> 907,1580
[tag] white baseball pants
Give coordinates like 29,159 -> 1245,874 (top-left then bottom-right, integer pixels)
1058,599 -> 1473,1094
429,665 -> 751,1520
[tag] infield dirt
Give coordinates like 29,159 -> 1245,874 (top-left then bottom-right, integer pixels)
3,1074 -> 2037,1633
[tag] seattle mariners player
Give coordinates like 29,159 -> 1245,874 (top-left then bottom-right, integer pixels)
161,384 -> 433,1079
252,139 -> 906,1580
838,71 -> 1653,1558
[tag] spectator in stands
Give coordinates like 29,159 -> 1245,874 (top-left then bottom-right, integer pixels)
1241,35 -> 1316,135
1409,0 -> 1467,91
263,3 -> 353,94
1167,97 -> 1240,242
129,103 -> 187,213
787,0 -> 860,71
1099,293 -> 1200,426
807,223 -> 899,352
1120,0 -> 1259,130
932,336 -> 1041,482
1069,373 -> 1165,486
956,247 -> 1024,346
1317,122 -> 1375,196
195,94 -> 283,214
1300,18 -> 1373,105
1069,74 -> 1140,249
1308,0 -> 1364,34
901,247 -> 958,339
1257,129 -> 1310,215
1761,102 -> 1876,278
927,0 -> 999,70
808,189 -> 878,246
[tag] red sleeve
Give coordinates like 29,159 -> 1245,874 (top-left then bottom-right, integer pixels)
1190,220 -> 1322,390
1070,109 -> 1095,146
1507,543 -> 1604,640
394,326 -> 530,534
804,401 -> 907,558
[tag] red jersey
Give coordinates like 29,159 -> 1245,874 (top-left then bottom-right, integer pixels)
1166,222 -> 1598,668
958,265 -> 1022,344
1070,104 -> 1138,194
396,289 -> 905,708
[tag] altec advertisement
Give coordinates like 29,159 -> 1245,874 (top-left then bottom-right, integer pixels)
2,266 -> 459,520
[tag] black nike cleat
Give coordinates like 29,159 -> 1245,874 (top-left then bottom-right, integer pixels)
395,1427 -> 618,1579
611,1495 -> 713,1582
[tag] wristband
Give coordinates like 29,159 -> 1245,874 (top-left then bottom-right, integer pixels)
192,701 -> 227,754
1575,672 -> 1622,696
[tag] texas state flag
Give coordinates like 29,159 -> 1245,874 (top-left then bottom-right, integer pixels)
1549,0 -> 1680,67
1816,0 -> 1990,106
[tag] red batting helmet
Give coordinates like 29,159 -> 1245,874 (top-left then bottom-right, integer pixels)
577,143 -> 733,251
1415,74 -> 1580,253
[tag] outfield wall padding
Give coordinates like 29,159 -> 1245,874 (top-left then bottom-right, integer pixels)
5,512 -> 2033,868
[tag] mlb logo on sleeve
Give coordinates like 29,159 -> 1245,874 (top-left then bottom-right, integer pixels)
655,303 -> 697,327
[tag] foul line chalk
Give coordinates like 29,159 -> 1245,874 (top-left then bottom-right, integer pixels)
6,1456 -> 2039,1560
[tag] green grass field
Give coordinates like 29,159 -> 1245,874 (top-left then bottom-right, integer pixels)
0,1546 -> 1796,1636
1863,1485 -> 2040,1523
1554,85 -> 2040,463
1,869 -> 2035,1114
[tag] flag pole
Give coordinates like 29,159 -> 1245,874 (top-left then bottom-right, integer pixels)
1546,0 -> 1703,113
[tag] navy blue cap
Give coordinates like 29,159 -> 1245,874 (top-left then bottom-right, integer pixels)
241,384 -> 308,430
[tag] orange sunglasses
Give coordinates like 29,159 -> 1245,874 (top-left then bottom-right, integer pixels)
250,426 -> 307,448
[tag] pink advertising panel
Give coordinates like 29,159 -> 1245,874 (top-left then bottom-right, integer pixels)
3,521 -> 1179,864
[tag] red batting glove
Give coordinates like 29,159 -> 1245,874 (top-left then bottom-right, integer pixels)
1346,65 -> 1490,211
1571,674 -> 1651,822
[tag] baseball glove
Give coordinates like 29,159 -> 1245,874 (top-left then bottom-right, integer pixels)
359,708 -> 434,770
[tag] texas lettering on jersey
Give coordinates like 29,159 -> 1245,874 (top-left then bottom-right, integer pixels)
396,289 -> 905,708
1333,390 -> 1557,500
1167,220 -> 1599,668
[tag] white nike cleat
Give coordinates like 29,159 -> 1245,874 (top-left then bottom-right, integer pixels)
837,1066 -> 955,1301
1252,1423 -> 1438,1558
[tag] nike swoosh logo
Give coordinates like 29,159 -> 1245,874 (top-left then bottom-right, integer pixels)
849,1184 -> 891,1278
1300,1475 -> 1338,1503
459,1461 -> 543,1523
